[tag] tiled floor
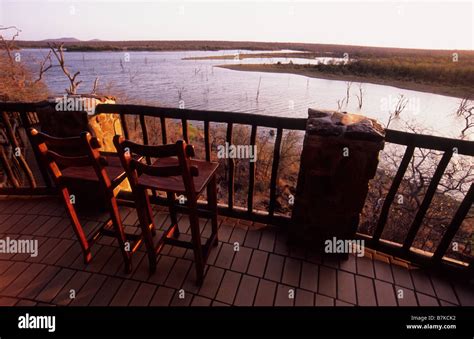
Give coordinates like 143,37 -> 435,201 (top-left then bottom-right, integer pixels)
0,195 -> 473,307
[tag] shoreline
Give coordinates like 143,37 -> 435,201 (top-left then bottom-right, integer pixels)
218,64 -> 471,99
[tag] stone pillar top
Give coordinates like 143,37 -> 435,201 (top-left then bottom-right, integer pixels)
307,108 -> 385,142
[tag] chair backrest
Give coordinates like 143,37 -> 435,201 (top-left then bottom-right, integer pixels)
113,136 -> 199,197
30,128 -> 113,191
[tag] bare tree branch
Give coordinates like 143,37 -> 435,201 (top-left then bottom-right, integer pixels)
91,77 -> 100,94
49,43 -> 81,94
355,83 -> 364,109
345,81 -> 352,106
34,51 -> 53,84
455,97 -> 473,139
393,94 -> 408,117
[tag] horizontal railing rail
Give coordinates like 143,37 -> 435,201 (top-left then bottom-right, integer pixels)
95,104 -> 309,130
368,129 -> 474,276
0,101 -> 473,277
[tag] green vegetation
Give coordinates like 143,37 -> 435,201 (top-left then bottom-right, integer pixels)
308,56 -> 474,89
16,40 -> 292,52
16,39 -> 473,59
221,57 -> 474,98
182,52 -> 316,60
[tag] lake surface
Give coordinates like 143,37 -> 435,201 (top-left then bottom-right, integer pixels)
20,49 -> 467,139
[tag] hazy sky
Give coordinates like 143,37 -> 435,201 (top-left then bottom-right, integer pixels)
1,0 -> 472,50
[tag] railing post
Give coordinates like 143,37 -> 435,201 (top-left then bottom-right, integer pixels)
204,121 -> 211,161
139,114 -> 151,164
290,109 -> 385,254
268,128 -> 283,218
182,118 -> 189,143
402,149 -> 453,252
432,182 -> 473,263
160,117 -> 167,144
371,145 -> 414,246
226,123 -> 234,211
247,125 -> 257,214
119,113 -> 129,139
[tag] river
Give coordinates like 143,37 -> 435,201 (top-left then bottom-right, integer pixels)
20,49 -> 468,139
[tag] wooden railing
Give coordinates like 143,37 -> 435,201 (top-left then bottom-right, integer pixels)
363,129 -> 474,276
96,104 -> 309,226
0,102 -> 473,276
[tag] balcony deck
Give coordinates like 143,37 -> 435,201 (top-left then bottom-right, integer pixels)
0,195 -> 473,307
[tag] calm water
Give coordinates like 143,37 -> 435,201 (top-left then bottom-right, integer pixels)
20,49 -> 468,138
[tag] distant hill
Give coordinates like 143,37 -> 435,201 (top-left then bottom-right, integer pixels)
40,37 -> 81,42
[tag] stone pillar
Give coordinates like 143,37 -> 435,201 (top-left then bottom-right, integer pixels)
35,95 -> 119,152
290,109 -> 385,253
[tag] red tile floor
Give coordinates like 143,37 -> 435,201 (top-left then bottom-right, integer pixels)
0,195 -> 473,307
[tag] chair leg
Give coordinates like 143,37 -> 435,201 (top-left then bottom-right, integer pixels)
144,189 -> 157,236
189,198 -> 205,285
167,192 -> 180,238
60,187 -> 91,264
207,175 -> 219,247
136,189 -> 157,273
108,196 -> 133,274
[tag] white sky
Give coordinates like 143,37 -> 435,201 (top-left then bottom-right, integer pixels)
0,0 -> 472,50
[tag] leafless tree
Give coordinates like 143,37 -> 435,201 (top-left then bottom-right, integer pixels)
355,83 -> 364,109
385,94 -> 410,128
49,43 -> 82,94
336,98 -> 345,112
128,69 -> 139,84
34,51 -> 53,84
393,94 -> 408,117
455,97 -> 473,139
91,76 -> 100,94
176,86 -> 185,101
345,81 -> 352,106
256,76 -> 262,101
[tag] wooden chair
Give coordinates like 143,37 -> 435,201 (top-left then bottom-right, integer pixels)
113,136 -> 219,285
30,128 -> 143,273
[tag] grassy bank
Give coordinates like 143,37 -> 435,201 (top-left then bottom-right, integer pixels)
16,40 -> 291,52
182,52 -> 316,60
